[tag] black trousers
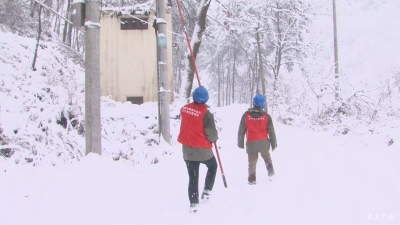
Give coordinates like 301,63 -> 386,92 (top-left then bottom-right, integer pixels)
185,156 -> 218,205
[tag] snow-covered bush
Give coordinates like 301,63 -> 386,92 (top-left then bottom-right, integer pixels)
100,97 -> 175,165
0,30 -> 86,166
0,30 -> 175,166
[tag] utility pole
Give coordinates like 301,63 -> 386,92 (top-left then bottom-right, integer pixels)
333,0 -> 340,101
85,0 -> 102,155
156,0 -> 171,144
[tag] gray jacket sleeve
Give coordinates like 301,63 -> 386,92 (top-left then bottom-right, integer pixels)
203,111 -> 218,143
267,114 -> 277,149
237,113 -> 246,149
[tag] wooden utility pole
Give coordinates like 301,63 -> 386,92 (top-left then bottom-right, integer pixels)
333,0 -> 340,101
85,0 -> 102,155
156,0 -> 171,144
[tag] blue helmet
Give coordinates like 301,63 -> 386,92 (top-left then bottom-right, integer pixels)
193,86 -> 209,104
253,94 -> 265,108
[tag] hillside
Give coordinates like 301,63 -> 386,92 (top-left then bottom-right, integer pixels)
0,29 -> 174,166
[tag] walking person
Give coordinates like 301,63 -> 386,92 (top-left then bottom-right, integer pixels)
178,86 -> 219,212
237,94 -> 277,185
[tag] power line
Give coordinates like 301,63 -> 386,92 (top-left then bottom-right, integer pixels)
34,0 -> 72,24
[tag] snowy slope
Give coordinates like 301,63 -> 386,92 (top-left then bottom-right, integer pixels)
0,28 -> 174,167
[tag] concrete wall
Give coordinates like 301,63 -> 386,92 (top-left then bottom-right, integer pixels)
99,9 -> 174,103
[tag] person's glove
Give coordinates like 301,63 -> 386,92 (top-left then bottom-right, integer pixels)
272,147 -> 277,152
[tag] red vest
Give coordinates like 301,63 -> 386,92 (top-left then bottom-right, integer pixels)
245,112 -> 268,142
178,103 -> 212,148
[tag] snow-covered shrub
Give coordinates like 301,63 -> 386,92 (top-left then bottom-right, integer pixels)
0,31 -> 86,166
265,78 -> 313,127
0,30 -> 177,166
100,97 -> 175,165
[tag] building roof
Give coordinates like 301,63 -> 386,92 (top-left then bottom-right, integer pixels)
101,0 -> 155,16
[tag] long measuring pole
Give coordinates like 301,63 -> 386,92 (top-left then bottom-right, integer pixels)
175,0 -> 227,188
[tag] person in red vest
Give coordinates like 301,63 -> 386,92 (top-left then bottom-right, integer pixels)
178,86 -> 218,212
237,94 -> 277,185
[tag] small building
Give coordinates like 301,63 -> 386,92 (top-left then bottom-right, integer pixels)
99,0 -> 174,104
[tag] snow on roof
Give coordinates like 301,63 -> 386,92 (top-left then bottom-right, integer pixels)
72,0 -> 85,3
101,0 -> 155,16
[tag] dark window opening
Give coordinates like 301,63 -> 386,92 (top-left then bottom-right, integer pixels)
120,17 -> 148,30
127,96 -> 144,105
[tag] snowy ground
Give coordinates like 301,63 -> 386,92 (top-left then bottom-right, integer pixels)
1,104 -> 399,225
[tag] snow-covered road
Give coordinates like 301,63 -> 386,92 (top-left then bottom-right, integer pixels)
1,104 -> 399,225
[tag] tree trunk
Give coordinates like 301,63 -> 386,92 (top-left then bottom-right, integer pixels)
227,60 -> 230,105
249,64 -> 253,107
56,6 -> 64,36
67,20 -> 73,46
218,56 -> 221,107
221,58 -> 225,106
254,51 -> 259,92
274,2 -> 282,80
30,0 -> 37,18
54,17 -> 58,33
333,0 -> 340,101
62,0 -> 71,43
232,47 -> 236,103
31,5 -> 43,71
74,29 -> 81,52
256,22 -> 266,96
177,59 -> 182,93
183,0 -> 212,100
53,0 -> 61,34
